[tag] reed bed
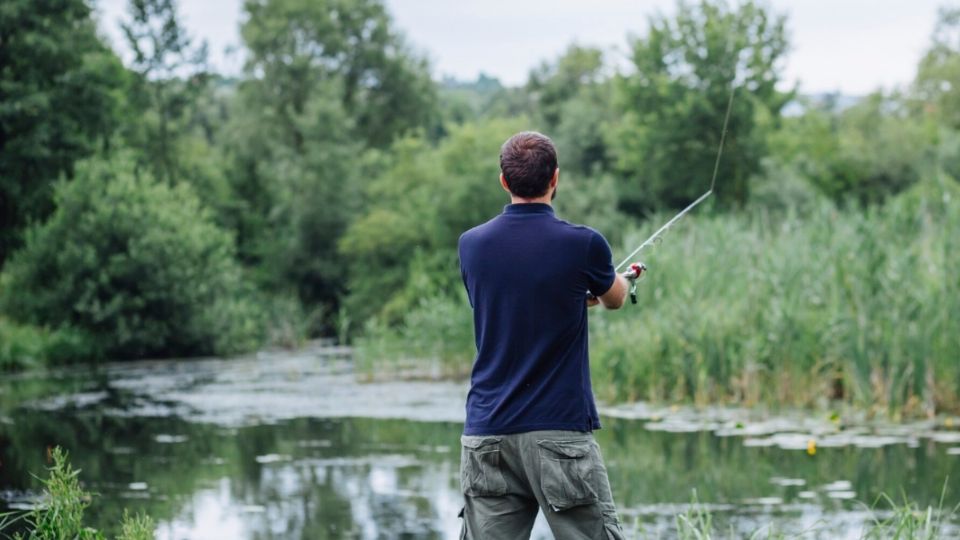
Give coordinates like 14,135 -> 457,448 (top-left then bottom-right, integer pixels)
359,180 -> 960,416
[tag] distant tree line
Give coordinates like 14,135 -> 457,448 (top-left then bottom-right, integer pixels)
1,0 -> 959,365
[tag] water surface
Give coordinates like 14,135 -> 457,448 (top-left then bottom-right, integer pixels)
1,345 -> 958,539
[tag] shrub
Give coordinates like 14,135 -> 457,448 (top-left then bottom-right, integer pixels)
0,318 -> 48,371
0,317 -> 99,371
356,291 -> 474,379
1,155 -> 263,360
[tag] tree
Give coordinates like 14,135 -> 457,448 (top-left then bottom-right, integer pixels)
221,74 -> 367,331
523,46 -> 618,177
768,94 -> 931,205
340,118 -> 527,325
120,0 -> 212,183
915,7 -> 960,129
436,74 -> 531,137
525,46 -> 618,176
219,0 -> 439,330
117,0 -> 243,236
0,0 -> 126,263
527,45 -> 606,131
1,155 -> 263,359
611,0 -> 791,215
240,0 -> 437,149
254,87 -> 364,322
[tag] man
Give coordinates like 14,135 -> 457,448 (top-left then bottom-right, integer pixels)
457,131 -> 637,539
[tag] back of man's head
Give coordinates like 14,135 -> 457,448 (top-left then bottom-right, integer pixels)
499,131 -> 558,199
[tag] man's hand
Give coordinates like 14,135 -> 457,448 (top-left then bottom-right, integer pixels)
591,262 -> 645,309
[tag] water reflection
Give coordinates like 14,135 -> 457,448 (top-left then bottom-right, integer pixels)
0,352 -> 958,539
2,410 -> 958,539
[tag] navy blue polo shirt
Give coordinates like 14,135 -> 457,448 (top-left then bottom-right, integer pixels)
458,203 -> 617,435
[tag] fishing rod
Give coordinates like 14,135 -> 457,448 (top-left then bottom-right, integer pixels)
617,85 -> 736,304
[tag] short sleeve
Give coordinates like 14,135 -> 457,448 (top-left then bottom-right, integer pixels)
585,230 -> 617,296
458,233 -> 474,308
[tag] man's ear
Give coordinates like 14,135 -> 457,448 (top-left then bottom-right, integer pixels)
550,168 -> 559,189
500,173 -> 511,193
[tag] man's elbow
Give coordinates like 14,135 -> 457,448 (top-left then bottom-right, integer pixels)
598,276 -> 628,309
600,290 -> 627,310
602,296 -> 626,310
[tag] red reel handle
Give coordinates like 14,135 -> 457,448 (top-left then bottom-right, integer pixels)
624,262 -> 646,280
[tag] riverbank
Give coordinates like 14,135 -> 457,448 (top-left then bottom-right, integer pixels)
9,342 -> 960,437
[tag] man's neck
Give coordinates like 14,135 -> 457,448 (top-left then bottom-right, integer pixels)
509,196 -> 552,205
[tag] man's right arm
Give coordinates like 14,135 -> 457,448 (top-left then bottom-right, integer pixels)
458,234 -> 474,308
585,230 -> 627,310
597,273 -> 629,310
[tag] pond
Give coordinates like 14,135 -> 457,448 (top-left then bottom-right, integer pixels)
1,344 -> 958,539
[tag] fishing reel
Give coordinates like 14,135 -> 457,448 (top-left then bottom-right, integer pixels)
624,262 -> 646,304
585,262 -> 646,305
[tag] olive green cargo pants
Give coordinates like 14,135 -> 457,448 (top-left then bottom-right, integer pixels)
458,430 -> 625,539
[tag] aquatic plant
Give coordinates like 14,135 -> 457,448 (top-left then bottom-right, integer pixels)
861,482 -> 958,540
0,447 -> 155,540
590,178 -> 960,416
665,484 -> 957,539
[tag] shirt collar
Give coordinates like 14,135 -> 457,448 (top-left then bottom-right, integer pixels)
503,203 -> 555,215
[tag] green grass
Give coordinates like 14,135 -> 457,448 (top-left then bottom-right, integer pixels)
0,447 -> 154,540
358,178 -> 960,416
661,484 -> 958,539
861,483 -> 957,540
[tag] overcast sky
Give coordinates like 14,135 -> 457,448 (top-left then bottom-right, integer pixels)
94,0 -> 945,95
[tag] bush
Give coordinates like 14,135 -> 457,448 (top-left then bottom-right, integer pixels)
1,155 -> 264,360
356,291 -> 474,379
0,318 -> 48,371
0,317 -> 99,371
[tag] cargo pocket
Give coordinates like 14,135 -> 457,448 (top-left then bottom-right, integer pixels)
460,435 -> 507,497
602,512 -> 626,540
536,438 -> 600,511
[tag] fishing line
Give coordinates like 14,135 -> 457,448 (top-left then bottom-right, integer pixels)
615,84 -> 736,272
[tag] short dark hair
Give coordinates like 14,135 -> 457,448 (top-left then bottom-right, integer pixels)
499,131 -> 558,198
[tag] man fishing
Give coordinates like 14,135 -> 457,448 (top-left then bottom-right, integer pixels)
457,131 -> 642,539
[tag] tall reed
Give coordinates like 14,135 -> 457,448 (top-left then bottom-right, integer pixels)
590,180 -> 959,415
359,179 -> 960,415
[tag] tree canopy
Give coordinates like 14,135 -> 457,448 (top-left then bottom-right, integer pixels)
0,0 -> 957,366
612,0 -> 791,214
0,0 -> 127,262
